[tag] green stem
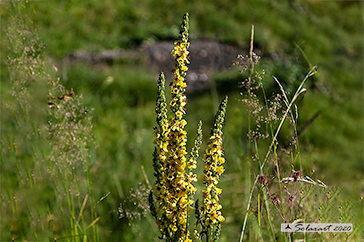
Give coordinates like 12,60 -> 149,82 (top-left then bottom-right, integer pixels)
262,186 -> 276,241
260,67 -> 316,171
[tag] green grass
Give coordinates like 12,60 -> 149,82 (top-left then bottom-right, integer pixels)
1,0 -> 363,241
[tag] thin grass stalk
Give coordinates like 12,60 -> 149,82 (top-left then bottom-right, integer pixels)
253,138 -> 275,240
260,66 -> 316,171
247,25 -> 254,149
239,26 -> 260,242
86,161 -> 99,242
77,176 -> 92,241
290,182 -> 297,222
75,185 -> 87,241
274,145 -> 290,242
272,76 -> 302,170
15,159 -> 23,188
49,160 -> 67,238
257,192 -> 261,226
62,167 -> 77,242
261,186 -> 276,241
26,201 -> 38,240
249,25 -> 255,77
272,142 -> 286,227
239,175 -> 258,242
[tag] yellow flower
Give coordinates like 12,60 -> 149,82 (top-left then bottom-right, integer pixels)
216,165 -> 225,175
181,65 -> 188,72
169,224 -> 178,232
176,162 -> 186,172
218,216 -> 225,223
187,158 -> 197,169
176,111 -> 183,118
218,157 -> 225,164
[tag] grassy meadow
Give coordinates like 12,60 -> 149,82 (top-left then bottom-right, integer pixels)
1,1 -> 363,241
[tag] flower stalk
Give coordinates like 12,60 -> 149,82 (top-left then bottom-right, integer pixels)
150,13 -> 228,242
199,97 -> 228,241
151,13 -> 194,242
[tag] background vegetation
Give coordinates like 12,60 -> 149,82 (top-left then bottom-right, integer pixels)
1,0 -> 363,241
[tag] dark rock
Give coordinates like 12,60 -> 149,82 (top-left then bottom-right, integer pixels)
64,39 -> 248,93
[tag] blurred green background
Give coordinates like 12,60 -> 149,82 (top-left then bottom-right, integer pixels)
1,0 -> 363,241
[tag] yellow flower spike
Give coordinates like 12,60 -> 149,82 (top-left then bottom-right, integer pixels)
150,13 -> 228,242
151,13 -> 192,242
200,96 -> 228,232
